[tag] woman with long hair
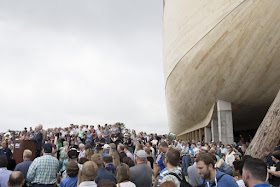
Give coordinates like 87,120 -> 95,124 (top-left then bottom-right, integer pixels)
109,146 -> 121,168
116,163 -> 136,187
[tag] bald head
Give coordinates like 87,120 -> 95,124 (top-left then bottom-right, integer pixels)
8,171 -> 25,187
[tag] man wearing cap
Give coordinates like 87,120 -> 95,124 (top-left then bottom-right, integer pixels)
102,144 -> 110,157
130,150 -> 153,187
61,148 -> 82,181
26,143 -> 59,187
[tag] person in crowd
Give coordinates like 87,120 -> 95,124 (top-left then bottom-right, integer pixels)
103,155 -> 116,174
130,150 -> 153,187
0,155 -> 13,187
91,153 -> 117,184
30,126 -> 43,158
122,157 -> 135,168
157,142 -> 169,172
232,160 -> 246,187
268,150 -> 280,186
78,143 -> 86,159
116,163 -> 136,187
145,147 -> 154,169
161,148 -> 190,187
0,141 -> 13,160
124,145 -> 134,161
196,153 -> 238,186
39,124 -> 47,146
8,171 -> 25,187
109,143 -> 121,168
262,147 -> 276,167
187,152 -> 201,186
103,126 -> 111,143
26,143 -> 59,186
216,153 -> 233,175
95,134 -> 106,153
118,144 -> 127,162
60,141 -> 69,165
181,141 -> 190,176
0,141 -> 15,170
241,144 -> 248,155
102,144 -> 110,157
220,144 -> 227,154
60,161 -> 79,187
212,143 -> 222,158
225,145 -> 235,165
84,144 -> 94,160
78,161 -> 98,187
242,158 -> 269,187
14,149 -> 33,187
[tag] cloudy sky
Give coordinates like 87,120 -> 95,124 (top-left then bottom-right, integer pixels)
0,0 -> 168,134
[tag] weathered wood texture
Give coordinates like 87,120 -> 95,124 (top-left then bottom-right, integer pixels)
164,0 -> 280,135
245,90 -> 280,158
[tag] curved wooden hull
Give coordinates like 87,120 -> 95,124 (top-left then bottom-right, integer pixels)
163,0 -> 280,135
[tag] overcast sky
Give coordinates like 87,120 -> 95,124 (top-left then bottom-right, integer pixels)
0,0 -> 168,134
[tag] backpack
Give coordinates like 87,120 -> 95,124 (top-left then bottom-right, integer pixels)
167,172 -> 193,187
195,174 -> 225,187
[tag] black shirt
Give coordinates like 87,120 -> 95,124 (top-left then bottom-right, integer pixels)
269,162 -> 280,186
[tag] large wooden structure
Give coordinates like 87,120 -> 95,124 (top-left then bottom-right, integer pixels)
13,140 -> 36,164
163,0 -> 280,140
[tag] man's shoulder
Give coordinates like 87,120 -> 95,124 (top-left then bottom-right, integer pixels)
130,164 -> 151,172
217,171 -> 238,185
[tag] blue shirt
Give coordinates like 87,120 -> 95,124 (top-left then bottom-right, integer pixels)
157,152 -> 166,171
95,168 -> 116,184
102,152 -> 109,158
14,160 -> 33,179
199,170 -> 238,187
0,167 -> 13,187
60,176 -> 78,187
253,184 -> 270,187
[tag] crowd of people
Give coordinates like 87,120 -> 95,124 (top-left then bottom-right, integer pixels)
0,123 -> 280,187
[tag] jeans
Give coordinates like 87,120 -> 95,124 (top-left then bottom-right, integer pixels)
182,154 -> 190,176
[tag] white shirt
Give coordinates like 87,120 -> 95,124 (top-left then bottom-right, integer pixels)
225,151 -> 235,165
236,180 -> 246,187
79,181 -> 97,187
116,181 -> 136,187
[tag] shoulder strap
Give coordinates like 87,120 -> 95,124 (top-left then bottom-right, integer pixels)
209,174 -> 225,187
216,174 -> 225,182
167,172 -> 182,181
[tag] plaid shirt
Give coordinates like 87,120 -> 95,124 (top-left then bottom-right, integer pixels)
27,153 -> 59,185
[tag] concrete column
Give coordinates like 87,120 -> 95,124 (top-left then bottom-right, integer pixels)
211,119 -> 219,142
199,128 -> 202,142
217,100 -> 234,144
204,126 -> 212,143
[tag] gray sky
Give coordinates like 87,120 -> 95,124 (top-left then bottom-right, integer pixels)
0,0 -> 168,134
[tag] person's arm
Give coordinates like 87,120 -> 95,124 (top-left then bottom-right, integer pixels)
268,170 -> 280,177
26,160 -> 37,183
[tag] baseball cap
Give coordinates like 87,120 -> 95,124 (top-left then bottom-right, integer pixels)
102,144 -> 110,149
43,143 -> 52,151
136,150 -> 147,158
68,149 -> 79,159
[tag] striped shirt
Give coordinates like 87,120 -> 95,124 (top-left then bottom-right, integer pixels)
158,166 -> 182,186
27,153 -> 59,185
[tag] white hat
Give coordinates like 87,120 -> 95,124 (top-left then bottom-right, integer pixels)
136,150 -> 147,158
102,144 -> 110,149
